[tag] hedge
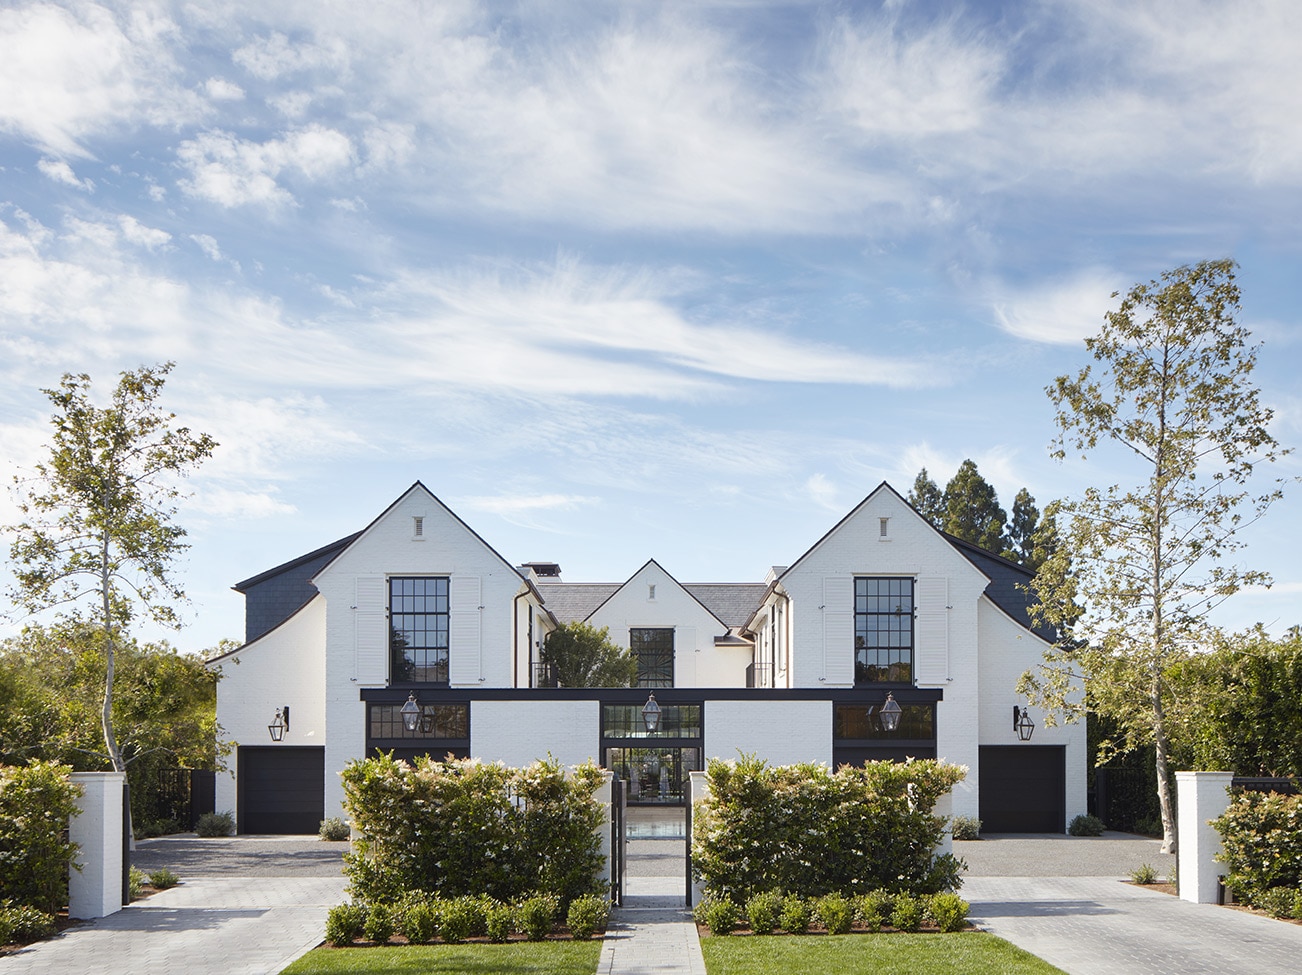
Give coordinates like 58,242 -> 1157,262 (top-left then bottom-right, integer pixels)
341,754 -> 606,907
0,762 -> 82,913
691,755 -> 966,901
1213,789 -> 1302,907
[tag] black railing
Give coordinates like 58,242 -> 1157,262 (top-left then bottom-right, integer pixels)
531,662 -> 558,688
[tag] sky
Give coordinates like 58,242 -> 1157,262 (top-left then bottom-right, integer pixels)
1,0 -> 1300,656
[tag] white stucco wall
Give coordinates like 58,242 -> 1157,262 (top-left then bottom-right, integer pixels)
210,594 -> 327,824
471,700 -> 602,767
704,700 -> 832,766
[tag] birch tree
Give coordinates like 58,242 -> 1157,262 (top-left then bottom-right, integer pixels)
5,363 -> 216,774
1019,260 -> 1288,853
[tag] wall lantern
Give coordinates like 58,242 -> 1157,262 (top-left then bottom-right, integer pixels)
641,692 -> 662,734
1014,705 -> 1036,742
400,692 -> 422,733
267,706 -> 289,742
869,692 -> 902,733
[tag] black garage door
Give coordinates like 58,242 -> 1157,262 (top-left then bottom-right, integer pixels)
238,746 -> 324,834
979,745 -> 1065,833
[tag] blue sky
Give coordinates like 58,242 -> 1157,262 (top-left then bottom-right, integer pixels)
1,0 -> 1300,655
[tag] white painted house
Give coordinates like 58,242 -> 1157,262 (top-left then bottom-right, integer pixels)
210,481 -> 1085,834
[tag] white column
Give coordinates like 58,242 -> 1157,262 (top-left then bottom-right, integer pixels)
688,770 -> 709,906
68,772 -> 126,920
594,771 -> 613,895
934,789 -> 954,858
1176,771 -> 1234,904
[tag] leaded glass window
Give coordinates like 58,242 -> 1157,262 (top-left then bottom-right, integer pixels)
390,577 -> 449,683
630,628 -> 674,687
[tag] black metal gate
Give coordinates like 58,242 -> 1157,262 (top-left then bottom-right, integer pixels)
610,776 -> 626,906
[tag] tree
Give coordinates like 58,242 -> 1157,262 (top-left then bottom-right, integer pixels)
942,459 -> 1006,552
1003,488 -> 1040,566
540,622 -> 639,688
1019,260 -> 1288,853
5,363 -> 216,775
906,468 -> 945,528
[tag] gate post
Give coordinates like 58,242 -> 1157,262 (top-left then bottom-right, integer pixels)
68,772 -> 127,919
1176,771 -> 1234,904
688,770 -> 709,907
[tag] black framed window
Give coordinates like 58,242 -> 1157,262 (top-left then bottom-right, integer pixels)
834,702 -> 933,740
390,577 -> 449,683
630,628 -> 674,687
369,702 -> 468,740
854,577 -> 914,684
602,703 -> 701,739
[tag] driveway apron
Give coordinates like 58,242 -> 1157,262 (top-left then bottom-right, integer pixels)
1,836 -> 346,975
961,833 -> 1302,975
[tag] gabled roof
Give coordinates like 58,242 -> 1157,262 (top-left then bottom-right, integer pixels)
941,532 -> 1055,641
312,481 -> 528,586
683,584 -> 769,628
584,558 -> 730,630
536,583 -> 620,624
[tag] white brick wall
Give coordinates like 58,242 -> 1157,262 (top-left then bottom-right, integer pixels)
210,594 -> 327,825
471,700 -> 601,766
704,700 -> 832,766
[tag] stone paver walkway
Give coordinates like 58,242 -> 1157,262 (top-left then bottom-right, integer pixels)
601,877 -> 705,975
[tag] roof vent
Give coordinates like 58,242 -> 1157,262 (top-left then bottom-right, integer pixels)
522,561 -> 563,579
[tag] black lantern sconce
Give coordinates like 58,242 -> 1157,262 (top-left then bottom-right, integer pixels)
642,692 -> 662,734
1013,705 -> 1035,741
400,692 -> 422,733
868,692 -> 902,733
268,706 -> 289,742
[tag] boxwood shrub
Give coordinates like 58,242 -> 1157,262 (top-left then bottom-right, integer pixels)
0,762 -> 81,914
1213,790 -> 1302,908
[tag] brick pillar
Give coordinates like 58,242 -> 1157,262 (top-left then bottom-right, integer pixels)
1176,771 -> 1234,904
68,772 -> 127,919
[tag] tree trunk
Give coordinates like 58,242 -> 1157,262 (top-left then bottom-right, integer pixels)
100,531 -> 126,774
1152,680 -> 1177,855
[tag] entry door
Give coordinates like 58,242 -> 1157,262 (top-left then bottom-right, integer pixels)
237,746 -> 324,834
979,745 -> 1066,833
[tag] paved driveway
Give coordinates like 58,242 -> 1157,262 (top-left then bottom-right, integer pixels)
959,833 -> 1302,975
2,836 -> 347,975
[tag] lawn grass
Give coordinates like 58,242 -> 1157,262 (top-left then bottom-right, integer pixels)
280,941 -> 602,974
699,932 -> 1068,975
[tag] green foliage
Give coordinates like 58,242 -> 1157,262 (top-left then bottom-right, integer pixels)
195,810 -> 234,837
485,902 -> 514,943
539,621 -> 638,688
890,892 -> 924,932
942,460 -> 1007,553
148,866 -> 179,889
284,941 -> 603,974
0,902 -> 57,945
700,896 -> 740,936
906,469 -> 945,528
324,904 -> 367,946
128,866 -> 147,901
927,892 -> 970,932
779,894 -> 811,934
0,761 -> 81,912
4,364 -> 217,776
855,890 -> 893,932
437,897 -> 476,944
814,892 -> 853,935
397,898 -> 439,944
1129,863 -> 1157,885
744,889 -> 783,935
517,893 -> 558,941
951,816 -> 982,841
1023,260 -> 1290,851
1213,790 -> 1302,906
691,755 -> 966,901
1255,887 -> 1296,919
363,902 -> 395,944
341,754 -> 605,907
1067,814 -> 1105,836
319,817 -> 350,841
565,895 -> 609,940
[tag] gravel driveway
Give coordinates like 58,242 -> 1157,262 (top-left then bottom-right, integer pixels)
131,834 -> 349,878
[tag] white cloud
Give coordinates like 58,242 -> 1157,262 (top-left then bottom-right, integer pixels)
804,473 -> 843,512
190,233 -> 224,261
458,493 -> 597,516
176,124 -> 354,207
990,269 -> 1124,345
232,30 -> 349,81
117,215 -> 170,250
37,157 -> 93,191
0,2 -> 195,158
203,77 -> 245,101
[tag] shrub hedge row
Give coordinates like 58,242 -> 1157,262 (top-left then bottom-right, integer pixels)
341,754 -> 606,907
325,891 -> 610,945
1213,789 -> 1302,910
691,755 -> 967,901
0,761 -> 81,915
692,889 -> 970,936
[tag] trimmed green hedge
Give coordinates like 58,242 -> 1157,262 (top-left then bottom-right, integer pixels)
1213,789 -> 1302,907
0,762 -> 82,913
691,756 -> 966,901
341,754 -> 606,907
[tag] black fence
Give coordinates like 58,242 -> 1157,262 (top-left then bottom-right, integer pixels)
139,768 -> 216,830
1090,765 -> 1164,833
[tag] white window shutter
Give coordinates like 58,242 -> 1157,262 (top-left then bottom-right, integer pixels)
354,576 -> 388,684
675,626 -> 694,686
915,576 -> 949,684
448,576 -> 482,684
823,577 -> 855,684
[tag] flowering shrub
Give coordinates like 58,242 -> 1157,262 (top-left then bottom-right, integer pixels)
1213,790 -> 1302,907
341,754 -> 606,907
691,755 -> 966,901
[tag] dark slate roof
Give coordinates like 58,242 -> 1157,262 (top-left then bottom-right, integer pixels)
535,581 -> 766,630
683,584 -> 768,628
536,583 -> 620,624
942,533 -> 1056,642
232,532 -> 361,644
